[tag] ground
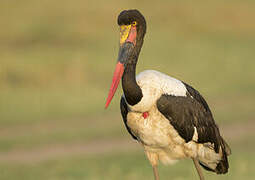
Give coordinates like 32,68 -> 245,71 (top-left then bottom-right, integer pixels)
0,0 -> 255,179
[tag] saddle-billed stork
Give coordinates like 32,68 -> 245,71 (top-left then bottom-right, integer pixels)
105,9 -> 231,180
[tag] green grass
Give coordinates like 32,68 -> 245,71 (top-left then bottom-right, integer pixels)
0,0 -> 255,179
0,140 -> 254,180
0,113 -> 125,152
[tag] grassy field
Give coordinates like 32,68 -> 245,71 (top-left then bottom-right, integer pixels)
0,0 -> 255,179
1,145 -> 255,180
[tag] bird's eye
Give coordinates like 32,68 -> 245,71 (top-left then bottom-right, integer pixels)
132,21 -> 137,26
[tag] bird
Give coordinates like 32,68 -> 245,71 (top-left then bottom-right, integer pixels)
105,9 -> 231,180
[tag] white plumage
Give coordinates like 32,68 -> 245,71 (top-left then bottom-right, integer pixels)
128,70 -> 187,112
106,9 -> 230,180
125,72 -> 222,168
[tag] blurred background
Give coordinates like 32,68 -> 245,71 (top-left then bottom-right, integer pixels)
0,0 -> 255,179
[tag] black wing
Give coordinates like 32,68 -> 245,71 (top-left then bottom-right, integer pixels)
120,96 -> 137,140
157,83 -> 221,152
157,83 -> 230,174
182,82 -> 212,114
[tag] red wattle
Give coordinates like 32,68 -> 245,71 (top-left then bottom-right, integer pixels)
142,112 -> 149,119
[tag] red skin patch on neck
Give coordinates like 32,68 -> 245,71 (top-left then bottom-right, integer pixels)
142,112 -> 149,119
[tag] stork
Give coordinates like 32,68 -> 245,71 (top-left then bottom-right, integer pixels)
105,9 -> 231,180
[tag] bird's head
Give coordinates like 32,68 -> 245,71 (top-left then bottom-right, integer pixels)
105,9 -> 146,108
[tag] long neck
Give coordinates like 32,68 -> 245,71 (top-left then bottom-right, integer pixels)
122,28 -> 145,106
122,58 -> 143,106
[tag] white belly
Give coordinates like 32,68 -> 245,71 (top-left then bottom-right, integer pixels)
125,70 -> 200,164
127,107 -> 174,147
127,105 -> 195,164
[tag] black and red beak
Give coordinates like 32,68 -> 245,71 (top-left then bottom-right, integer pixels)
105,24 -> 137,108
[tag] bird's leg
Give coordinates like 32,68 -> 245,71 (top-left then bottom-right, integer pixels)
152,165 -> 160,180
192,158 -> 205,180
145,151 -> 160,180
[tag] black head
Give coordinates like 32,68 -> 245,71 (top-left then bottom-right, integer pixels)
117,9 -> 146,39
105,10 -> 146,108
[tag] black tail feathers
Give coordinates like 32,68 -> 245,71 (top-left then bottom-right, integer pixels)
215,137 -> 231,174
215,150 -> 229,174
200,137 -> 231,174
